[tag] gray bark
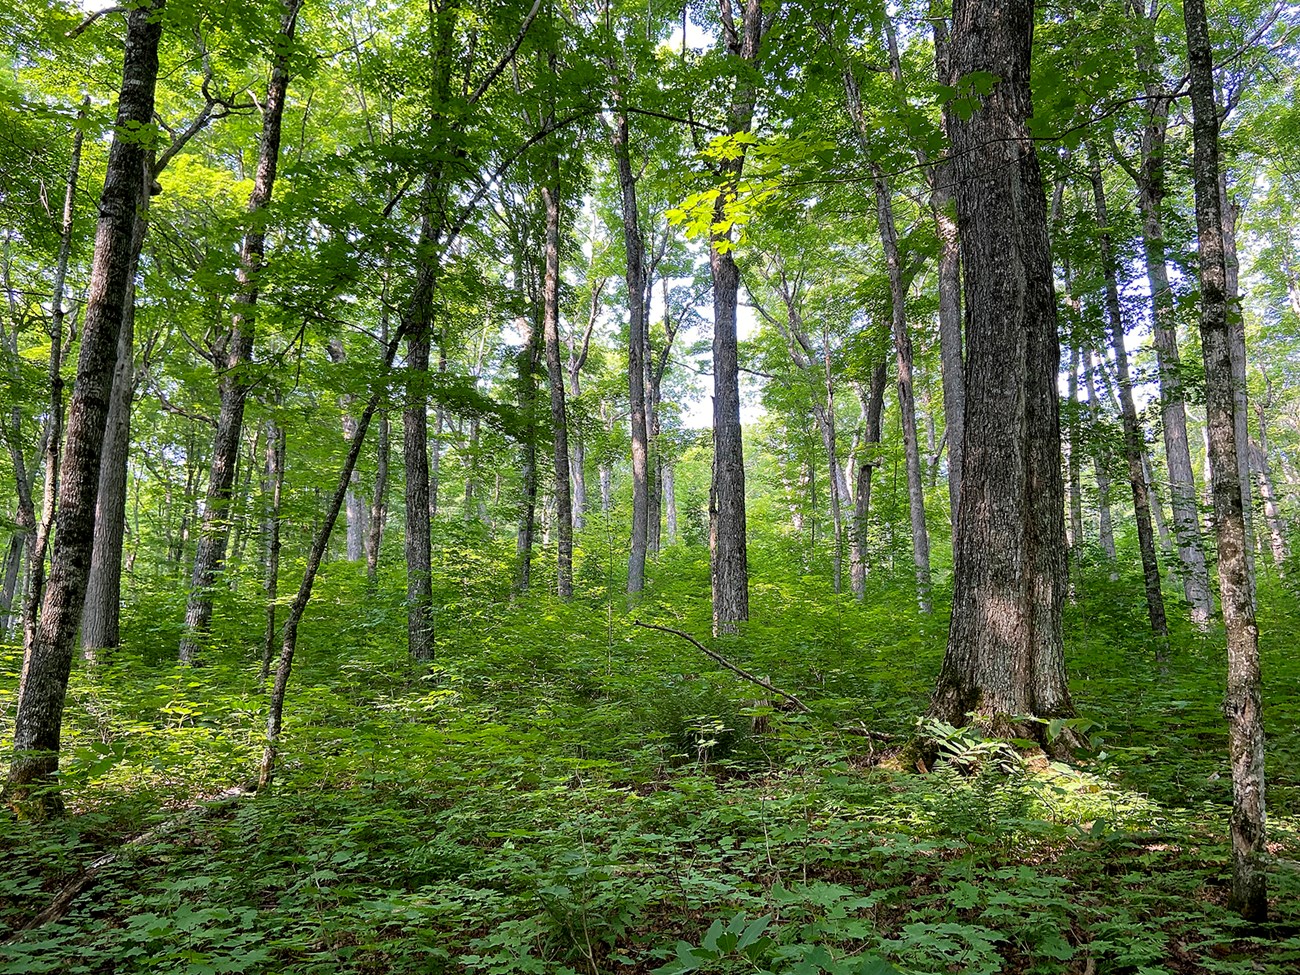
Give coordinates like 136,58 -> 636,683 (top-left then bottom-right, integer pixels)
930,0 -> 1074,741
179,0 -> 300,664
5,1 -> 163,816
1089,146 -> 1168,639
1184,0 -> 1267,920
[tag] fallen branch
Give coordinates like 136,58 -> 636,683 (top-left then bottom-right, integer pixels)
7,780 -> 257,939
632,621 -> 814,714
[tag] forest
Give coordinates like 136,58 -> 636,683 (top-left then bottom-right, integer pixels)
2,0 -> 1299,971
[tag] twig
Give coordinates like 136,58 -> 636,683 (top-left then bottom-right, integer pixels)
632,621 -> 813,714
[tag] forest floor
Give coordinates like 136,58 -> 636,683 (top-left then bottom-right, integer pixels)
2,541 -> 1300,974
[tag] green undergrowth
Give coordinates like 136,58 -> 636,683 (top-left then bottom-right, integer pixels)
2,542 -> 1300,974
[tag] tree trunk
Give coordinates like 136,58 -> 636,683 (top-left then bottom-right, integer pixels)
1089,146 -> 1167,639
930,0 -> 1074,741
515,308 -> 540,593
259,421 -> 285,681
23,99 -> 86,650
850,362 -> 888,600
610,111 -> 650,595
872,171 -> 932,612
708,0 -> 769,635
1184,0 -> 1267,919
541,176 -> 573,598
1081,347 -> 1117,563
1130,99 -> 1214,625
404,240 -> 435,660
1220,175 -> 1256,603
663,460 -> 677,545
366,287 -> 393,582
5,1 -> 163,817
79,206 -> 144,661
261,322 -> 409,788
929,14 -> 964,539
179,0 -> 300,664
1066,344 -> 1084,551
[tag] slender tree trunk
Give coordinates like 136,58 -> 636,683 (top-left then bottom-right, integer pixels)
1090,147 -> 1167,638
1066,344 -> 1084,551
1184,0 -> 1267,920
5,2 -> 163,816
404,244 -> 435,660
930,0 -> 1074,741
663,460 -> 677,545
708,0 -> 769,635
430,347 -> 447,523
179,0 -> 300,664
23,99 -> 86,649
1081,347 -> 1117,563
1131,101 -> 1214,624
872,171 -> 932,612
515,309 -> 540,593
261,323 -> 410,788
366,287 -> 392,582
541,175 -> 573,598
930,14 -> 964,539
259,421 -> 285,681
850,362 -> 888,600
1220,175 -> 1257,601
79,211 -> 143,660
610,111 -> 650,595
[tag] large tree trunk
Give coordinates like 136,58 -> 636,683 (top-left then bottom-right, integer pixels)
179,0 -> 300,664
1089,146 -> 1168,639
4,2 -> 163,816
610,111 -> 650,595
929,0 -> 1074,741
541,175 -> 573,598
1184,0 -> 1267,920
1130,99 -> 1215,625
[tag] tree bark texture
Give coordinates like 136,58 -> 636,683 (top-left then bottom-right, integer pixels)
1184,0 -> 1267,921
929,0 -> 1075,740
5,0 -> 164,816
79,203 -> 145,660
179,0 -> 300,664
610,110 -> 650,595
404,215 -> 437,661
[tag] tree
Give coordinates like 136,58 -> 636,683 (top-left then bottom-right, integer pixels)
1183,0 -> 1267,921
5,0 -> 165,816
929,0 -> 1075,741
178,0 -> 302,664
